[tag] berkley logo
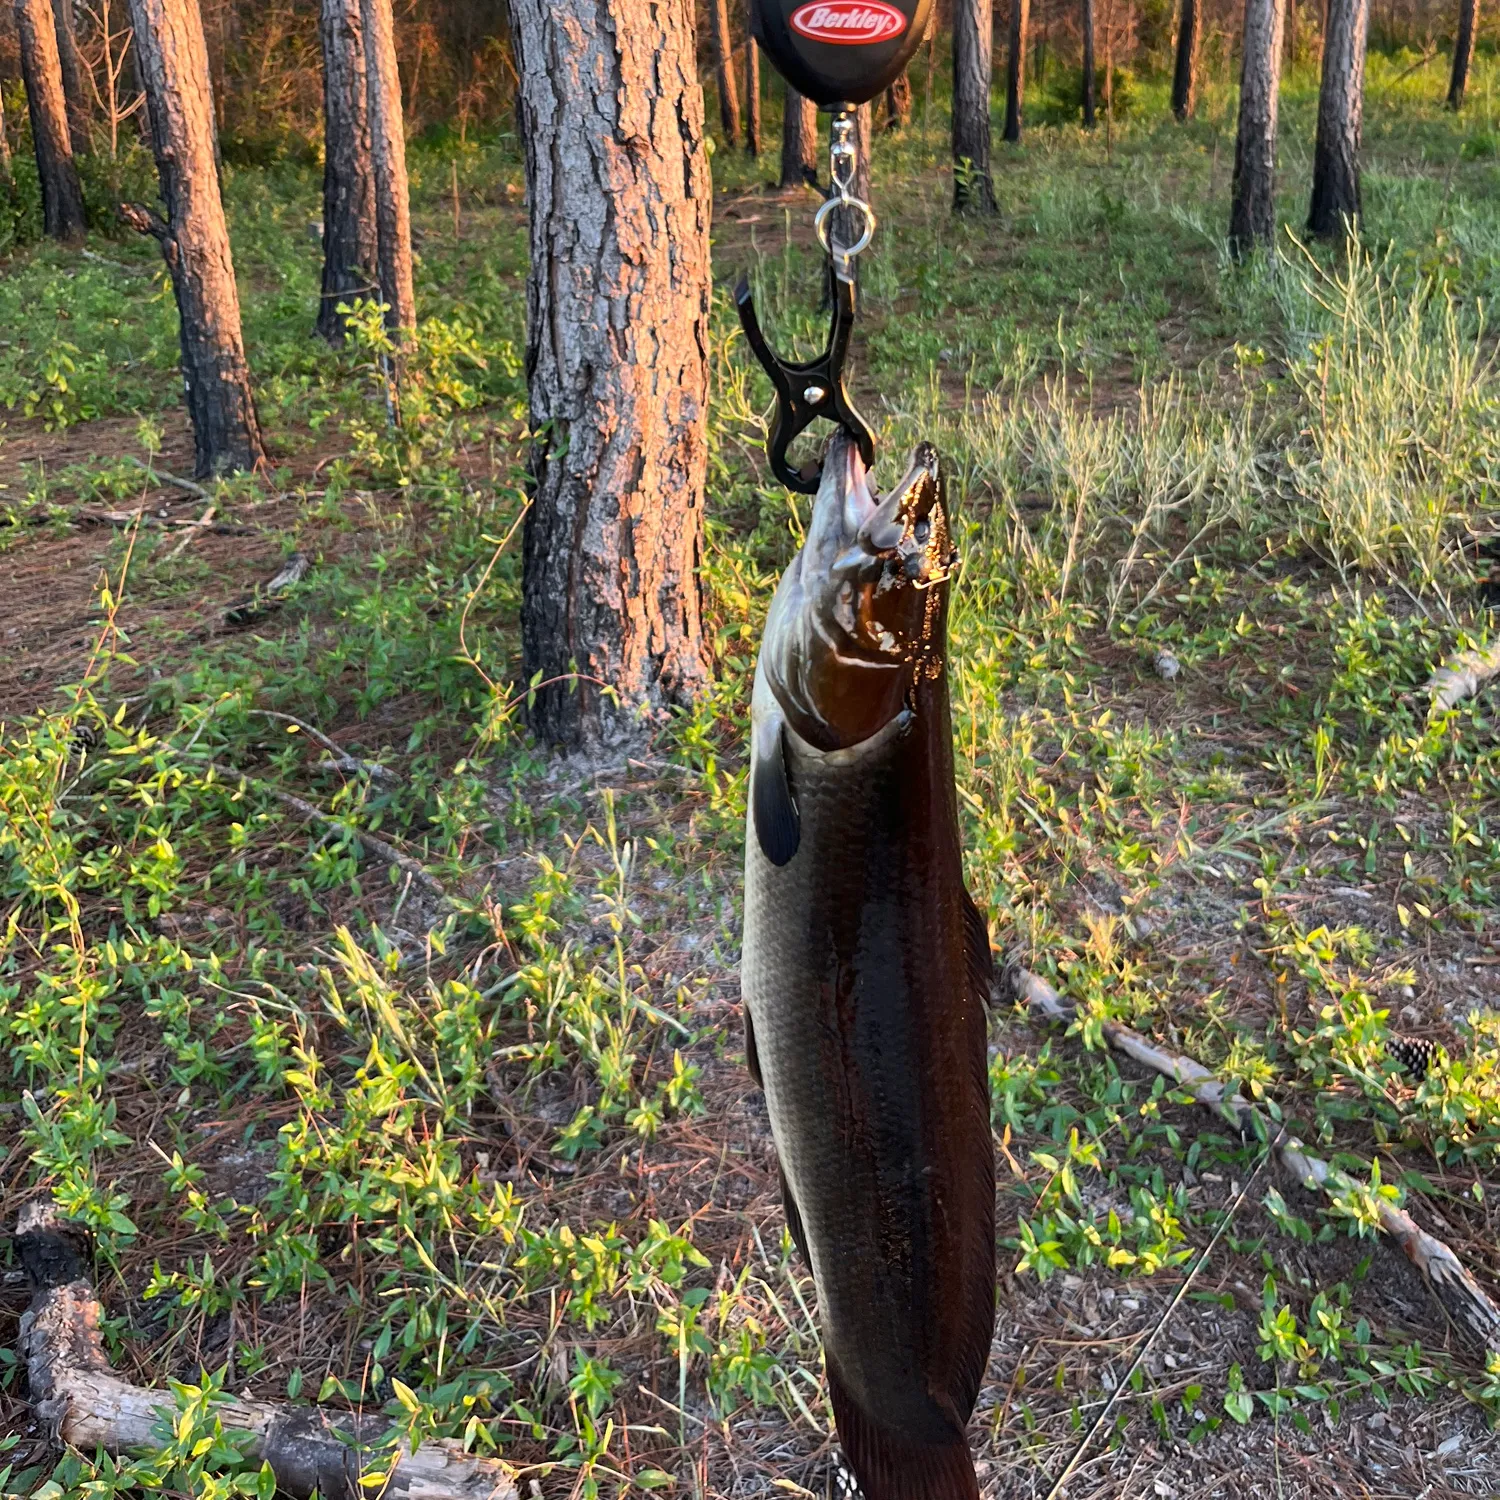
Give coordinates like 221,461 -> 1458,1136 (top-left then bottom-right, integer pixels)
789,0 -> 907,44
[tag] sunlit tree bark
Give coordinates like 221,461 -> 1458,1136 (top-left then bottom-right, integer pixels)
14,0 -> 87,239
510,0 -> 713,752
953,0 -> 997,210
1228,0 -> 1286,255
123,0 -> 264,474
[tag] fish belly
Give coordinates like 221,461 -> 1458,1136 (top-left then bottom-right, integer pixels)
742,718 -> 994,1442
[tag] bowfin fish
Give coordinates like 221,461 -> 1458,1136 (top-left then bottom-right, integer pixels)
742,433 -> 995,1500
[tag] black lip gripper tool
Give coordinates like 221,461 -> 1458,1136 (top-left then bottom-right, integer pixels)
734,258 -> 874,495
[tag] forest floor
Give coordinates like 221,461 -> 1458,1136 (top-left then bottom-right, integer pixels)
4,52 -> 1500,1500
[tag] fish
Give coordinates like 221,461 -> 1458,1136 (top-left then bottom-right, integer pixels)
741,431 -> 995,1500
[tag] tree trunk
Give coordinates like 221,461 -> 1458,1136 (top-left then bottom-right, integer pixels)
1172,0 -> 1198,118
885,68 -> 912,130
1448,0 -> 1477,108
952,0 -> 997,211
708,0 -> 741,147
781,81 -> 817,187
360,0 -> 415,334
510,0 -> 713,754
1004,0 -> 1029,141
14,0 -> 87,239
317,0 -> 380,341
1080,0 -> 1098,124
50,0 -> 89,151
0,72 -> 14,186
745,24 -> 760,155
1307,0 -> 1367,237
123,0 -> 264,475
1228,0 -> 1286,256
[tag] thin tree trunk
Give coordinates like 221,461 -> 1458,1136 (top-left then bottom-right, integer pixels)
885,68 -> 912,130
0,73 -> 14,185
1448,0 -> 1477,108
1082,0 -> 1097,124
122,0 -> 264,475
14,0 -> 87,239
317,0 -> 379,340
1228,0 -> 1286,255
1004,0 -> 1029,140
953,0 -> 998,210
781,81 -> 817,187
745,24 -> 760,155
510,0 -> 713,754
1307,0 -> 1367,237
708,0 -> 741,147
360,0 -> 415,334
50,0 -> 89,151
1172,0 -> 1198,118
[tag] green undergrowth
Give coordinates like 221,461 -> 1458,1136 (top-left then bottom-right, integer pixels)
6,48 -> 1500,1500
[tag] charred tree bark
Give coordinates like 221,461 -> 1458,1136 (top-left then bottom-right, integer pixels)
1172,0 -> 1198,119
360,0 -> 415,333
1081,0 -> 1097,124
14,0 -> 87,239
708,0 -> 741,146
510,0 -> 713,754
15,1207 -> 520,1500
952,0 -> 997,211
124,0 -> 264,475
50,0 -> 89,151
1308,0 -> 1367,237
1448,0 -> 1477,108
885,67 -> 912,130
781,81 -> 818,186
317,0 -> 380,341
745,23 -> 761,155
1228,0 -> 1286,256
1004,0 -> 1029,141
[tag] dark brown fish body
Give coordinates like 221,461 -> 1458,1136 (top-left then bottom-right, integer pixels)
742,436 -> 994,1500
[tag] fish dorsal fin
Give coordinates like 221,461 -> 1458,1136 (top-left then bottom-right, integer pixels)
752,710 -> 799,866
963,888 -> 997,1008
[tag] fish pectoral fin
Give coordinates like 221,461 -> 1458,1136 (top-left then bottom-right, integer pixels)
752,712 -> 800,867
825,1358 -> 980,1500
962,888 -> 998,1008
743,1003 -> 763,1088
778,1163 -> 810,1265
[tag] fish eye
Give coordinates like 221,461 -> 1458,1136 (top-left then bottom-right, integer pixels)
913,518 -> 931,544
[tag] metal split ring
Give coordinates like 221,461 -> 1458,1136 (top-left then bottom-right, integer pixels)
814,195 -> 877,262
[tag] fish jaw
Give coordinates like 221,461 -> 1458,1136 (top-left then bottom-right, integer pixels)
761,433 -> 954,752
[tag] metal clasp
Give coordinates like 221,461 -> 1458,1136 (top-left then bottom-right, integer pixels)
734,107 -> 878,494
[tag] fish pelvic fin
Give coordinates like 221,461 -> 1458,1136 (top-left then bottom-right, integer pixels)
778,1162 -> 810,1264
752,709 -> 800,866
825,1362 -> 980,1500
962,889 -> 997,1009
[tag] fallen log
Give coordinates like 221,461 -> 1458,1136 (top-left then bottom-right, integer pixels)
15,1206 -> 516,1500
1013,968 -> 1500,1358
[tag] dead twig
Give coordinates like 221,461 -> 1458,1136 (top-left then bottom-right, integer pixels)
1426,638 -> 1500,713
249,709 -> 402,787
1015,967 -> 1500,1358
14,1205 -> 516,1500
207,762 -> 448,905
125,455 -> 209,499
224,553 -> 311,627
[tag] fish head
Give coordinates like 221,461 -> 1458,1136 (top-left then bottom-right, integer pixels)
762,432 -> 954,751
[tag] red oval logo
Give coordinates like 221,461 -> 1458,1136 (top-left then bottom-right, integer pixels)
789,1 -> 908,44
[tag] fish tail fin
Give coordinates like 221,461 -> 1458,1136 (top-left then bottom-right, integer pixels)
826,1366 -> 979,1500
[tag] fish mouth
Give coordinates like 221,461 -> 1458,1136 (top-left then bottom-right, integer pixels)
763,432 -> 954,751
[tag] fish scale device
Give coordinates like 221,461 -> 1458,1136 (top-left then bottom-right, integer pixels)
738,12 -> 997,1500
